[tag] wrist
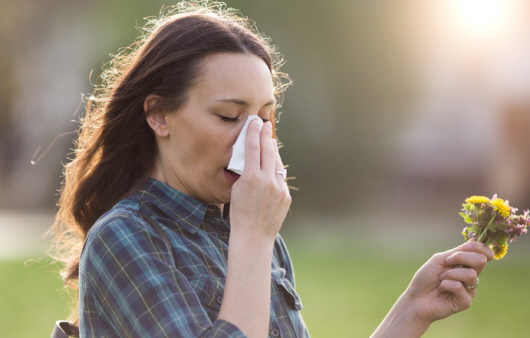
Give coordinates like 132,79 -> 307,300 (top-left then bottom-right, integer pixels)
397,291 -> 433,329
371,292 -> 431,338
220,229 -> 275,337
229,226 -> 277,247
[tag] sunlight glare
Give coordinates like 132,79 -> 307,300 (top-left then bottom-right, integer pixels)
451,0 -> 515,38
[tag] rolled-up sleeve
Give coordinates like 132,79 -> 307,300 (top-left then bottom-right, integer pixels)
79,216 -> 246,338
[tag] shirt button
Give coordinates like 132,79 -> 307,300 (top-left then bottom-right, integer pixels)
222,232 -> 230,240
271,328 -> 280,337
216,296 -> 223,305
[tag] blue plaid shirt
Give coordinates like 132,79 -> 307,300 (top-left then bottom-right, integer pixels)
79,178 -> 309,338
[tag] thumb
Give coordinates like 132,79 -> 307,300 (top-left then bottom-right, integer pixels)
434,242 -> 468,265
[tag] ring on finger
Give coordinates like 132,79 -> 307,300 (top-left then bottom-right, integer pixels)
467,277 -> 479,289
275,168 -> 287,180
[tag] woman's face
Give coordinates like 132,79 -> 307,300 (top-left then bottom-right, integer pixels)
149,52 -> 275,205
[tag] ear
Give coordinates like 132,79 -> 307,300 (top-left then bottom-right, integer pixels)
144,95 -> 169,137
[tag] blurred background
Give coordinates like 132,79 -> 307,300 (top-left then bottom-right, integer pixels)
1,0 -> 530,337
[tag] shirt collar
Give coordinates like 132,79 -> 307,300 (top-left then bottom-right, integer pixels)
137,178 -> 210,234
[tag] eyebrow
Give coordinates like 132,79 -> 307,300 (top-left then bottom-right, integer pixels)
216,98 -> 276,107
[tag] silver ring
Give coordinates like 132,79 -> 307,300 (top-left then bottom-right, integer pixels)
276,169 -> 287,180
467,277 -> 479,289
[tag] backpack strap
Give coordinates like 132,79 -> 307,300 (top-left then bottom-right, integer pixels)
51,320 -> 78,338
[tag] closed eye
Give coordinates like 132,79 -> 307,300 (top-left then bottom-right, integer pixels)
219,115 -> 240,122
220,116 -> 268,123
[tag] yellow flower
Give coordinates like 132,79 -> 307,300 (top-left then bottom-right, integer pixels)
465,196 -> 490,204
491,198 -> 511,218
492,244 -> 508,260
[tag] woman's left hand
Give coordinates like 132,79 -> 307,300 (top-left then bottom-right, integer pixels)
371,240 -> 493,338
404,240 -> 494,323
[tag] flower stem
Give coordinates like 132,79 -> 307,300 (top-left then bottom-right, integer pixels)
477,214 -> 496,243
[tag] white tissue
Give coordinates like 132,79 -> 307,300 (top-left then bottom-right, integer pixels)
227,115 -> 263,175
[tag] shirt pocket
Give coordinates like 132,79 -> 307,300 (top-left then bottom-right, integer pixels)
187,274 -> 225,322
275,278 -> 303,311
272,278 -> 308,338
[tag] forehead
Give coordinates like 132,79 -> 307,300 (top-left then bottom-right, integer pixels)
193,53 -> 275,103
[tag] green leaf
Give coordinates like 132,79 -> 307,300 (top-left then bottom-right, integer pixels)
487,221 -> 499,232
459,212 -> 473,224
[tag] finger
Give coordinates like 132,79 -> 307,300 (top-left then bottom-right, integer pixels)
260,121 -> 275,173
436,239 -> 493,263
446,251 -> 488,273
462,240 -> 494,262
427,244 -> 466,268
272,139 -> 287,182
440,267 -> 478,289
438,279 -> 474,307
244,118 -> 264,173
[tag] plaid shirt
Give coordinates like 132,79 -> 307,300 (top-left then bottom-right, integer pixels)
79,178 -> 309,338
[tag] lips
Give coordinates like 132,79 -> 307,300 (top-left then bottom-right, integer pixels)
224,168 -> 240,182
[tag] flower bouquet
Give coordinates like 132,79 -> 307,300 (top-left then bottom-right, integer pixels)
460,195 -> 529,260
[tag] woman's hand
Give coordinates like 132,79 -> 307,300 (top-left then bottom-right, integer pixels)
219,119 -> 291,338
229,119 -> 291,241
404,240 -> 494,323
371,240 -> 494,338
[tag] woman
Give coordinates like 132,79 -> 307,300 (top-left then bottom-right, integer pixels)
51,2 -> 493,338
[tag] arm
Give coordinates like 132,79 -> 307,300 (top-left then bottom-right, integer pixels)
371,240 -> 494,338
218,120 -> 291,338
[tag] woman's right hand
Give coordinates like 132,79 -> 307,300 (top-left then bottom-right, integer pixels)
229,119 -> 291,241
218,118 -> 291,337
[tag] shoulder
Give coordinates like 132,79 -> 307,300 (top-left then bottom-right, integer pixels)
85,191 -> 163,243
81,204 -> 167,268
86,206 -> 144,244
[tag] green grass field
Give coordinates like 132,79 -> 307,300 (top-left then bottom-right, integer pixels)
287,235 -> 530,338
1,233 -> 528,337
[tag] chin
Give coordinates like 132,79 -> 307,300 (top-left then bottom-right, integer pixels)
217,189 -> 232,205
202,190 -> 231,206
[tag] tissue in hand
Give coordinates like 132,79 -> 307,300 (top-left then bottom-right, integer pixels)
227,115 -> 263,175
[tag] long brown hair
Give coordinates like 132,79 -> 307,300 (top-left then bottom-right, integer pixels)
50,0 -> 290,320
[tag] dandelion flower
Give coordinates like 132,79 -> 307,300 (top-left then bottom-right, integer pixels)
493,244 -> 508,260
460,195 -> 528,261
465,196 -> 490,204
491,198 -> 511,218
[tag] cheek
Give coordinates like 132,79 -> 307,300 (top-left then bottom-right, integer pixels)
211,125 -> 240,150
227,133 -> 239,149
227,125 -> 243,145
177,121 -> 240,165
196,129 -> 235,163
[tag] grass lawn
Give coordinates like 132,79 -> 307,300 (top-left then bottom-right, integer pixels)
0,258 -> 70,337
1,233 -> 528,337
286,233 -> 530,338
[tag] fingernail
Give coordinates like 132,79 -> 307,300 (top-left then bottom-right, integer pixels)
252,118 -> 264,131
